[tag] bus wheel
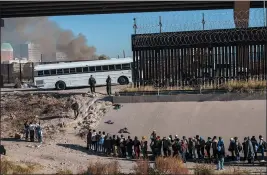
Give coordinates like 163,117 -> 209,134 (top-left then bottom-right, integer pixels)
55,81 -> 66,90
118,76 -> 129,85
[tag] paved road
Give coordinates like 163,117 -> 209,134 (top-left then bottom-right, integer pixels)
1,85 -> 127,95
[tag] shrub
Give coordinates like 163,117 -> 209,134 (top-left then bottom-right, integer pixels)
0,159 -> 39,174
155,157 -> 189,175
85,159 -> 120,175
194,164 -> 214,175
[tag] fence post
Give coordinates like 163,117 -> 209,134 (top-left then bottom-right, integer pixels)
31,62 -> 34,83
19,63 -> 22,82
7,64 -> 10,84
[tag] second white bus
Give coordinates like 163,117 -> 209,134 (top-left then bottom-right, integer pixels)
34,58 -> 133,90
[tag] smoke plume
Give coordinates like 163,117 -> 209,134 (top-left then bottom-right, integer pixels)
1,17 -> 97,61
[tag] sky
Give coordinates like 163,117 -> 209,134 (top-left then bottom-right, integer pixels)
49,8 -> 265,58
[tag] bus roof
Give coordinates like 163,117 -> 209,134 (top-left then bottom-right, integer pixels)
34,57 -> 133,71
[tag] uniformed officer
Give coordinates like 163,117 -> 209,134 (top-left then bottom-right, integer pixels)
106,75 -> 112,95
89,75 -> 96,93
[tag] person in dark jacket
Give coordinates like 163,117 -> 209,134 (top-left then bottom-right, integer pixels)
105,134 -> 112,156
141,136 -> 148,159
258,135 -> 265,161
126,136 -> 133,159
89,75 -> 96,93
24,121 -> 29,141
251,136 -> 258,160
162,137 -> 169,157
200,137 -> 206,159
172,138 -> 180,157
188,137 -> 195,159
205,137 -> 212,162
195,135 -> 202,159
106,75 -> 112,95
212,136 -> 218,160
217,137 -> 225,170
133,136 -> 141,159
242,137 -> 248,161
154,136 -> 162,157
0,145 -> 6,155
228,138 -> 236,161
115,135 -> 121,157
87,129 -> 92,150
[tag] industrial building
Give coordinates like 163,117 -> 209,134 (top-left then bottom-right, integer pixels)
1,43 -> 14,62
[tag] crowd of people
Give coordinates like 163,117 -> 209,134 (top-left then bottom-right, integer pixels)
23,121 -> 43,143
86,129 -> 266,170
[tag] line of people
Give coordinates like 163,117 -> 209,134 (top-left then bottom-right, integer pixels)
86,130 -> 266,170
24,121 -> 43,143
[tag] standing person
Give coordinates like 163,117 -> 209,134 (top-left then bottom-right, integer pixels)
133,136 -> 141,159
120,135 -> 126,158
188,137 -> 195,160
29,122 -> 35,142
111,135 -> 116,156
35,122 -> 43,143
99,131 -> 106,153
115,135 -> 121,157
212,136 -> 218,161
228,138 -> 235,161
91,130 -> 97,152
251,136 -> 258,160
200,137 -> 206,159
154,136 -> 162,157
71,102 -> 79,120
162,137 -> 169,157
217,137 -> 225,170
96,131 -> 102,152
242,137 -> 248,161
126,136 -> 134,159
195,135 -> 202,159
182,136 -> 189,158
258,135 -> 266,161
24,121 -> 29,141
141,136 -> 148,159
89,75 -> 96,93
205,137 -> 212,162
150,131 -> 157,157
234,137 -> 242,162
105,134 -> 112,156
180,140 -> 187,163
106,75 -> 112,95
246,137 -> 255,164
87,129 -> 92,150
172,138 -> 179,157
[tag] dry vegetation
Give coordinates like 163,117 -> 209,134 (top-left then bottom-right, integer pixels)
0,158 -> 41,174
121,80 -> 266,93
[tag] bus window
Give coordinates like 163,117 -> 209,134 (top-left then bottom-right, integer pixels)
122,64 -> 131,70
70,68 -> 76,73
83,67 -> 89,72
96,66 -> 102,72
89,67 -> 95,72
102,65 -> 109,71
109,65 -> 115,71
63,69 -> 70,74
115,64 -> 121,70
51,69 -> 56,75
44,70 -> 50,76
57,69 -> 63,75
76,67 -> 83,73
38,71 -> 44,76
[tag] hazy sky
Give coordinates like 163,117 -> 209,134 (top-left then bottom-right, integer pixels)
49,8 -> 264,58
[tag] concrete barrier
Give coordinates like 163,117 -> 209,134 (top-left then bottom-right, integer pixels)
113,92 -> 266,103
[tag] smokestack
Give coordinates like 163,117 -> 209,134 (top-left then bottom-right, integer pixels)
1,17 -> 97,62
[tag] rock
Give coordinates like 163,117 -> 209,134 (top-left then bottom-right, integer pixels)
9,114 -> 16,120
14,133 -> 22,139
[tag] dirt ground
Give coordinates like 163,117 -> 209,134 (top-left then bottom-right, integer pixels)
1,92 -> 267,174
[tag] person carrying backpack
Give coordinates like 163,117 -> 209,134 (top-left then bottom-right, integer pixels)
217,137 -> 225,170
258,135 -> 266,161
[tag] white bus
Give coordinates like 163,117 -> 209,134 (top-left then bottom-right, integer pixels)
34,58 -> 133,90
